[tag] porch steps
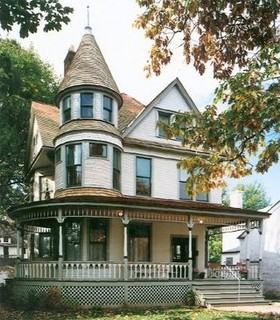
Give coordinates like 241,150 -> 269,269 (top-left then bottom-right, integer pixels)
192,280 -> 268,307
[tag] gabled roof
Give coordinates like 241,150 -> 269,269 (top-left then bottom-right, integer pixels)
59,27 -> 120,100
122,78 -> 200,136
31,101 -> 59,147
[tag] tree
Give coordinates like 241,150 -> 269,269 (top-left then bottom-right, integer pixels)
0,0 -> 73,38
0,39 -> 59,222
135,0 -> 280,194
223,182 -> 271,210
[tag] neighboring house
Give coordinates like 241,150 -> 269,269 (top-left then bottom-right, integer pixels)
262,201 -> 280,298
8,26 -> 269,308
222,198 -> 280,298
0,235 -> 17,260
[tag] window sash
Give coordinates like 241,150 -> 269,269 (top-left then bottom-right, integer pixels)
81,93 -> 93,118
89,143 -> 107,158
158,112 -> 171,137
103,96 -> 113,122
62,96 -> 71,122
66,144 -> 82,187
113,148 -> 121,190
136,157 -> 151,196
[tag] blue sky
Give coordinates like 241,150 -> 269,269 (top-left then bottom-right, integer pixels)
3,0 -> 279,205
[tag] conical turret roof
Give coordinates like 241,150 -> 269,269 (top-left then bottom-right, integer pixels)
58,27 -> 121,101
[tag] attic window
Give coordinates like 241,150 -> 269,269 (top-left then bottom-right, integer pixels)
81,93 -> 93,118
62,96 -> 71,123
158,112 -> 171,138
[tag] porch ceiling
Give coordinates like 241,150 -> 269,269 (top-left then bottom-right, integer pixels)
8,194 -> 270,226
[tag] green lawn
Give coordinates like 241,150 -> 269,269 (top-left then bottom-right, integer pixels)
0,306 -> 278,320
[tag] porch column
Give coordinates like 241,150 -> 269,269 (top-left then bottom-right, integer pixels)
20,226 -> 24,259
245,219 -> 251,277
187,215 -> 194,280
121,211 -> 130,281
16,224 -> 21,278
16,224 -> 21,259
57,210 -> 65,281
258,220 -> 264,280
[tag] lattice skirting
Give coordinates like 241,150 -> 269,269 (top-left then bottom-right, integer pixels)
12,280 -> 190,307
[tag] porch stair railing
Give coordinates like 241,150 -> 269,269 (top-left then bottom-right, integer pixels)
224,264 -> 241,302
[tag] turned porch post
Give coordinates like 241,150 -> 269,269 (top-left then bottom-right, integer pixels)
188,215 -> 194,280
245,218 -> 251,276
121,211 -> 130,281
57,210 -> 65,281
16,224 -> 21,278
258,220 -> 264,280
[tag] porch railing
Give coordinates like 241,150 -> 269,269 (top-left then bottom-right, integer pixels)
16,261 -> 189,281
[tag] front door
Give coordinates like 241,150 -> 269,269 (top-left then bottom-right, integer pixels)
171,236 -> 196,266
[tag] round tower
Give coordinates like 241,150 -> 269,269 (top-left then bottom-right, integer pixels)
54,26 -> 123,198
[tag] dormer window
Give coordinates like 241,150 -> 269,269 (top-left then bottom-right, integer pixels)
103,95 -> 113,122
158,112 -> 171,138
81,93 -> 93,118
62,96 -> 71,123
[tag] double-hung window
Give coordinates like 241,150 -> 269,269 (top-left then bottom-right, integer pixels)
103,95 -> 113,122
136,157 -> 151,196
179,169 -> 192,200
179,168 -> 209,201
113,148 -> 121,191
81,93 -> 93,118
66,144 -> 82,187
62,96 -> 71,123
158,112 -> 171,138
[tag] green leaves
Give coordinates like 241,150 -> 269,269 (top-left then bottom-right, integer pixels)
0,39 -> 59,217
162,42 -> 280,195
0,0 -> 73,38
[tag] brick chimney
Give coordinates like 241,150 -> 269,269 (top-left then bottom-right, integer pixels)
64,45 -> 75,75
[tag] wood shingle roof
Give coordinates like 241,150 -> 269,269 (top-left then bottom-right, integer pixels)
32,101 -> 59,147
59,27 -> 120,97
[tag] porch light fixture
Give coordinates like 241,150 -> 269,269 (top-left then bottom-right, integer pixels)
199,219 -> 203,224
117,210 -> 123,217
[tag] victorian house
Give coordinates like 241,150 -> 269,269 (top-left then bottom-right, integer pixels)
8,26 -> 269,308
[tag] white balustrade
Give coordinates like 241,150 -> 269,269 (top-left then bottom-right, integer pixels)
128,262 -> 189,280
16,261 -> 189,280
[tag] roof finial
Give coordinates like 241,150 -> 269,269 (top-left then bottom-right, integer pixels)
87,5 -> 90,27
84,5 -> 92,35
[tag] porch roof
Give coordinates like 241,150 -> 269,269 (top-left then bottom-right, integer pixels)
8,194 -> 270,225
